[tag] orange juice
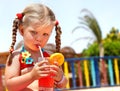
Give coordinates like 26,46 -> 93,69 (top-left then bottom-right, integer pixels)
39,76 -> 54,88
38,57 -> 54,91
38,53 -> 64,90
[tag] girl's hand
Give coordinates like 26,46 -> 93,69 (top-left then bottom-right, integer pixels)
50,62 -> 63,82
30,60 -> 51,80
21,67 -> 33,75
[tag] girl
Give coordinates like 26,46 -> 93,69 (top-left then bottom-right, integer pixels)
5,3 -> 67,91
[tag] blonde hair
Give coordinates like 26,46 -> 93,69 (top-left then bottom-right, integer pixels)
8,3 -> 62,65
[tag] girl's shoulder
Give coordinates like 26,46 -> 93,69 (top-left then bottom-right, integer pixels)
12,47 -> 22,57
5,48 -> 22,66
9,47 -> 22,62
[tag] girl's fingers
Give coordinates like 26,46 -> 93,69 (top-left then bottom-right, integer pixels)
53,61 -> 59,66
49,66 -> 63,81
37,60 -> 49,66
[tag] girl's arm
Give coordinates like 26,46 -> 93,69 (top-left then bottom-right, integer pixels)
5,52 -> 51,91
5,53 -> 35,91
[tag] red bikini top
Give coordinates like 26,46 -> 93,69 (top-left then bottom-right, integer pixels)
19,46 -> 50,70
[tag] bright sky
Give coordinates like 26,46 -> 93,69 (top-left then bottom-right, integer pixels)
0,0 -> 120,53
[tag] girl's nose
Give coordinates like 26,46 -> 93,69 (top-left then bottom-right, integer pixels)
35,35 -> 42,42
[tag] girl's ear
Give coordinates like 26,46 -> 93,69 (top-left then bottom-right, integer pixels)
19,25 -> 24,36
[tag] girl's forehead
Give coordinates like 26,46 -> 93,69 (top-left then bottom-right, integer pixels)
27,22 -> 54,32
31,20 -> 54,28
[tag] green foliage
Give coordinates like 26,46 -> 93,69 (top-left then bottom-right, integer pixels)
104,27 -> 120,56
82,42 -> 99,56
82,27 -> 120,56
104,41 -> 120,56
104,27 -> 120,41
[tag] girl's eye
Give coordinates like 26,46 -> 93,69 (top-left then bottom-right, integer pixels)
43,33 -> 49,37
31,31 -> 37,35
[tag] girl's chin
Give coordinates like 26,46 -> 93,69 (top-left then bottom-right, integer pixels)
32,48 -> 39,52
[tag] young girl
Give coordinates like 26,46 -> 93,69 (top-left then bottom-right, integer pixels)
5,3 -> 67,91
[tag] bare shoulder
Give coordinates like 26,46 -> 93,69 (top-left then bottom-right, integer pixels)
12,49 -> 21,59
6,48 -> 22,66
12,50 -> 21,62
5,48 -> 22,78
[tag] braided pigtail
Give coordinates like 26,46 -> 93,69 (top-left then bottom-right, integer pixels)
55,21 -> 62,52
7,13 -> 24,65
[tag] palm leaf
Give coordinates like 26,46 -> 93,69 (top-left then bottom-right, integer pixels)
71,37 -> 95,45
80,9 -> 102,43
72,26 -> 91,33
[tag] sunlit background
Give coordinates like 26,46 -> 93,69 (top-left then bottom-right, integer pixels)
0,0 -> 120,53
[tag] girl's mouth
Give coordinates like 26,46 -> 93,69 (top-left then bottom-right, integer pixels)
35,44 -> 40,48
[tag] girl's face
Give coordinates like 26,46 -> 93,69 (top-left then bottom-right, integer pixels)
20,21 -> 54,51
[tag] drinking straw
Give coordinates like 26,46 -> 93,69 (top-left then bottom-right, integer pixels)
38,46 -> 44,58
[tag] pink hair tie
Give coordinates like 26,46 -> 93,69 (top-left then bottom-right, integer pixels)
55,20 -> 59,26
16,13 -> 24,20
